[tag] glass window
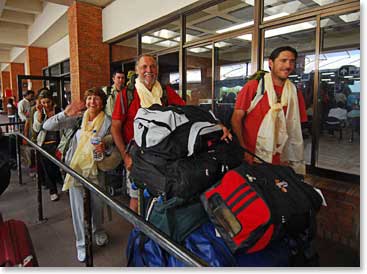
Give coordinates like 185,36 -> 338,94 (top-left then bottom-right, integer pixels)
186,0 -> 254,43
50,64 -> 61,76
263,0 -> 343,22
111,36 -> 137,62
62,60 -> 70,75
142,19 -> 180,53
264,20 -> 316,165
214,35 -> 252,127
186,45 -> 212,109
157,52 -> 179,93
316,11 -> 360,175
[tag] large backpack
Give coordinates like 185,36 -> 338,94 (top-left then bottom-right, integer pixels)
126,222 -> 290,267
129,137 -> 242,201
133,104 -> 223,160
201,149 -> 322,254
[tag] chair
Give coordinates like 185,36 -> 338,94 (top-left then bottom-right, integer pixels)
324,116 -> 343,140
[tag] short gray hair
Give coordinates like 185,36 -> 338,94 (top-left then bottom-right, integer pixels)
135,54 -> 157,68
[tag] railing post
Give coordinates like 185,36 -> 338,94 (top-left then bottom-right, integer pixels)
15,133 -> 23,185
83,186 -> 93,267
35,150 -> 47,223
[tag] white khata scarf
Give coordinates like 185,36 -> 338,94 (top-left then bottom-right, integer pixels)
247,73 -> 305,175
135,78 -> 163,108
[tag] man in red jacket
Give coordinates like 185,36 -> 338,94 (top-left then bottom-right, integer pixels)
111,54 -> 186,211
231,46 -> 307,175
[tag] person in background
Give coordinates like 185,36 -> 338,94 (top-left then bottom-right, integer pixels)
18,90 -> 35,124
231,46 -> 307,175
6,98 -> 17,132
33,88 -> 63,201
43,87 -> 111,263
103,69 -> 126,117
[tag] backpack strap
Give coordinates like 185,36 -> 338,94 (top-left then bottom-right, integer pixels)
161,86 -> 168,106
247,72 -> 268,114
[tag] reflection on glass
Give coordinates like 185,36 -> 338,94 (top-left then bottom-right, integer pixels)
158,52 -> 179,94
186,45 -> 212,108
264,21 -> 316,165
142,20 -> 180,53
317,11 -> 360,175
214,37 -> 252,127
263,0 -> 343,22
186,0 -> 254,42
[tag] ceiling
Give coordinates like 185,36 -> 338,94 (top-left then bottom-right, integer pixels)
0,0 -> 114,67
117,0 -> 357,63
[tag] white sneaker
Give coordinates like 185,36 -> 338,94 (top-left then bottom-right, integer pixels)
95,231 -> 109,247
77,248 -> 86,262
50,194 -> 59,201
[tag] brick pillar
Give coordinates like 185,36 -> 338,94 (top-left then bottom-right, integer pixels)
9,63 -> 25,102
1,71 -> 11,110
68,2 -> 110,102
26,46 -> 48,94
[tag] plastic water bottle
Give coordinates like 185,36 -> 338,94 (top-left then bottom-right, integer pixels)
90,129 -> 104,161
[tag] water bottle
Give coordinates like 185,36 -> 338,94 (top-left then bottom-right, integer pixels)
90,129 -> 104,161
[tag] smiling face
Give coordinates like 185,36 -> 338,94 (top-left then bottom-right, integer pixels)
86,95 -> 104,115
136,55 -> 158,90
269,50 -> 296,86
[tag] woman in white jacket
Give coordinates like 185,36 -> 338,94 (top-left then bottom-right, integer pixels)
33,88 -> 63,201
43,87 -> 111,263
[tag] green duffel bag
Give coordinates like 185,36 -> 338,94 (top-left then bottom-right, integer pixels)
147,196 -> 209,243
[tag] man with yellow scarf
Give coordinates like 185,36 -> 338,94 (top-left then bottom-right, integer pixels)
231,46 -> 308,175
43,88 -> 111,262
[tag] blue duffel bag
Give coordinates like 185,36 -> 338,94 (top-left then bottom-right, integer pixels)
126,222 -> 290,267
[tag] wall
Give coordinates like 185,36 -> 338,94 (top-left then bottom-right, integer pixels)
306,175 -> 359,251
48,35 -> 70,66
102,0 -> 200,42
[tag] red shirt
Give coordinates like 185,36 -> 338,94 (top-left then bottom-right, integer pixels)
235,79 -> 307,164
112,85 -> 185,144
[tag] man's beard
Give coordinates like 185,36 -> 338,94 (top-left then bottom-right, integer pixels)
140,73 -> 156,87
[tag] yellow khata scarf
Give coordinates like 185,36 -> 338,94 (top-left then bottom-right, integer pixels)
63,109 -> 105,191
135,78 -> 163,108
253,73 -> 305,174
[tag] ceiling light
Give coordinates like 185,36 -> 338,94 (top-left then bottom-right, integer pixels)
236,34 -> 252,41
312,0 -> 338,6
321,78 -> 331,81
142,36 -> 162,44
265,21 -> 316,38
152,29 -> 179,39
263,12 -> 289,21
174,34 -> 197,42
205,41 -> 232,49
321,72 -> 335,75
216,21 -> 254,34
155,40 -> 179,47
188,47 -> 210,53
339,11 -> 360,23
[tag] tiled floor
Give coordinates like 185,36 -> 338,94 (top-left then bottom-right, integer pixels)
0,168 -> 360,267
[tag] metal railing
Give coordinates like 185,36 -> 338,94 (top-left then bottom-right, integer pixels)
3,130 -> 208,267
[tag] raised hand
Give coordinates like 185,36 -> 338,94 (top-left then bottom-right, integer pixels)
64,101 -> 86,117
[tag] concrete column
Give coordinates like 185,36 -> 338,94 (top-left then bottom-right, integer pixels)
68,2 -> 110,102
9,63 -> 25,102
26,46 -> 48,93
1,71 -> 11,110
